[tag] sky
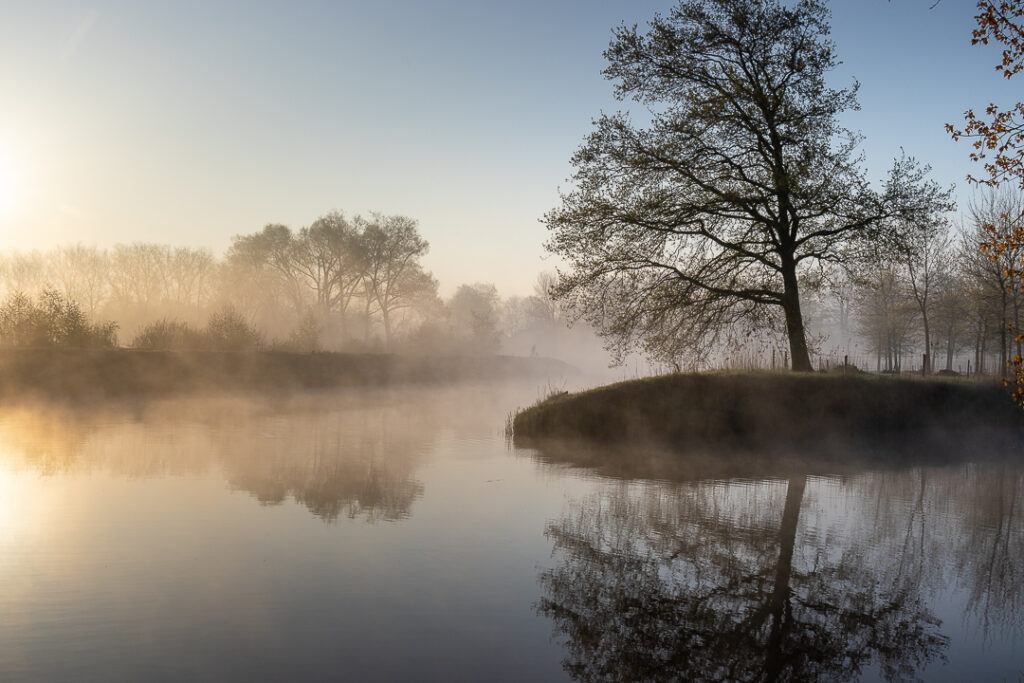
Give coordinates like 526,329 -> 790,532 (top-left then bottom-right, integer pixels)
0,0 -> 1015,296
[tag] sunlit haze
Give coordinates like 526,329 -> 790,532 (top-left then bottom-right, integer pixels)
6,3 -> 1024,680
0,142 -> 20,219
0,0 -> 1009,295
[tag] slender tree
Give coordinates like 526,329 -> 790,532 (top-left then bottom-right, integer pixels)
949,2 -> 1024,393
360,214 -> 435,347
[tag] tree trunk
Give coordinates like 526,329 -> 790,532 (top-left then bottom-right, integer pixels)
945,320 -> 955,372
1001,291 -> 1009,380
922,311 -> 931,375
1016,295 -> 1022,360
382,307 -> 392,349
781,263 -> 812,372
764,475 -> 806,680
980,322 -> 987,375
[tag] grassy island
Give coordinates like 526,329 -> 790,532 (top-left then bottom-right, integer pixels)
512,372 -> 1024,457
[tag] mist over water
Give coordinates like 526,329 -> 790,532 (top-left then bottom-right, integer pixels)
0,381 -> 1018,682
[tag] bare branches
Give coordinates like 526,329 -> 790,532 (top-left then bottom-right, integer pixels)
546,0 -> 950,370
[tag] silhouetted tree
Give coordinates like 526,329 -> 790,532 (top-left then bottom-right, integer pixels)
205,306 -> 262,351
931,262 -> 969,372
962,190 -> 1024,376
294,212 -> 368,332
948,1 -> 1024,392
545,0 -> 951,371
51,244 -> 110,317
447,283 -> 502,354
228,224 -> 308,314
360,214 -> 435,347
0,251 -> 46,298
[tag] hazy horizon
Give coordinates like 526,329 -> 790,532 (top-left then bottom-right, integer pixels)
0,0 -> 1012,296
4,4 -> 1024,680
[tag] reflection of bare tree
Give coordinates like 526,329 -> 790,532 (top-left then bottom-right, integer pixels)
0,390 -> 445,522
217,406 -> 427,522
539,475 -> 949,682
954,465 -> 1024,637
844,463 -> 1024,640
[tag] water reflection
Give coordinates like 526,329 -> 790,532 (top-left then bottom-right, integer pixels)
532,442 -> 1024,681
216,406 -> 428,522
4,388 -> 1024,680
0,391 -> 448,522
0,385 -> 580,683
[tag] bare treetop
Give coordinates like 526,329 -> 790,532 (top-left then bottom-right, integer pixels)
546,0 -> 952,370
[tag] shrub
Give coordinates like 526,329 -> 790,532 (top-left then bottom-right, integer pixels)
132,319 -> 206,350
205,307 -> 262,351
0,290 -> 118,348
132,309 -> 263,352
285,311 -> 321,353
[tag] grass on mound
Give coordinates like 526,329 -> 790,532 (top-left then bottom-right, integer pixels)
512,371 -> 1024,453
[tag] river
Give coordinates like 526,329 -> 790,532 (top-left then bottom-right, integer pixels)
0,381 -> 1020,681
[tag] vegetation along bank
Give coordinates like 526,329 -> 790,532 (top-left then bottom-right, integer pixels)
512,372 -> 1024,454
0,349 -> 574,400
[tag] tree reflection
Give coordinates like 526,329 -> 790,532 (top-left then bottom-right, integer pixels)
954,465 -> 1024,637
539,473 -> 950,682
217,406 -> 427,522
0,391 -> 440,522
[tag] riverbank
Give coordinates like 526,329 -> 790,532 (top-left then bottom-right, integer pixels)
512,372 -> 1024,455
0,349 -> 576,400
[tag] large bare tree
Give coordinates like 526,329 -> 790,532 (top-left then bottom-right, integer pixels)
546,0 -> 950,371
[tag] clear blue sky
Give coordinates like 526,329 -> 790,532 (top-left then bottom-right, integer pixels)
0,0 -> 1011,295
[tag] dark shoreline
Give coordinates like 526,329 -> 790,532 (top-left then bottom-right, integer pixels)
0,349 -> 576,400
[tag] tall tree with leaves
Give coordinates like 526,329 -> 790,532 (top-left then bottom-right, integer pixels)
949,1 -> 1024,396
546,0 -> 949,371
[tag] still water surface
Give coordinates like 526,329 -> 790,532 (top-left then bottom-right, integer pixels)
0,382 -> 1021,681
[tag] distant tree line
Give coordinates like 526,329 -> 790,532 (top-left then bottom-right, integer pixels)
773,188 -> 1016,377
1,195 -> 1021,376
0,212 -> 581,357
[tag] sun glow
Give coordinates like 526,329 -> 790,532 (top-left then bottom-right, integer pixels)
0,149 -> 19,217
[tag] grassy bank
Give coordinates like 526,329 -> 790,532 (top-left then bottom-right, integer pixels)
0,349 -> 575,400
512,372 -> 1024,455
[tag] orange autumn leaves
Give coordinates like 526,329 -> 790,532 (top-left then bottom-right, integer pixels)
948,1 -> 1024,190
951,1 -> 1024,402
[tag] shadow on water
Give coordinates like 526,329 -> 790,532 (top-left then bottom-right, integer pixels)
526,434 -> 1024,682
